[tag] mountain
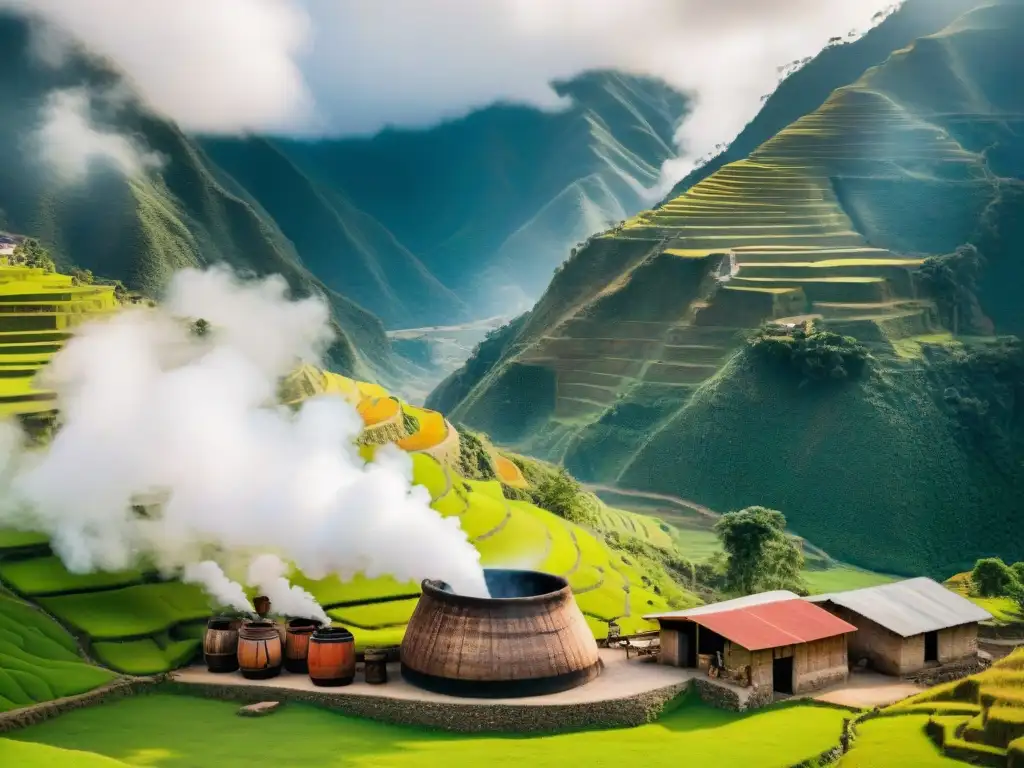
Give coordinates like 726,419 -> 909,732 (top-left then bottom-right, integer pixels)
427,0 -> 1024,579
202,71 -> 688,327
0,13 -> 402,380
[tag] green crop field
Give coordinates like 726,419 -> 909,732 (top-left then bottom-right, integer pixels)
840,649 -> 1024,766
802,567 -> 898,595
839,715 -> 962,767
0,557 -> 143,596
38,584 -> 211,641
91,639 -> 201,677
0,693 -> 848,767
0,594 -> 116,712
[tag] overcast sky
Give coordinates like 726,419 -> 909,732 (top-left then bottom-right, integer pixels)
6,0 -> 896,168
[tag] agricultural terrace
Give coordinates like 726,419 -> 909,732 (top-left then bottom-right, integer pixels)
0,370 -> 681,677
0,594 -> 116,712
0,266 -> 118,417
0,693 -> 850,767
839,649 -> 1024,767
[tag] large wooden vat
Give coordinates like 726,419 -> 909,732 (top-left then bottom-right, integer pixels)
237,620 -> 282,679
284,619 -> 319,673
203,617 -> 239,673
400,568 -> 601,698
307,626 -> 356,686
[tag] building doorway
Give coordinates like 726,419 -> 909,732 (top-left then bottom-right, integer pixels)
677,623 -> 698,667
772,656 -> 794,695
924,631 -> 939,663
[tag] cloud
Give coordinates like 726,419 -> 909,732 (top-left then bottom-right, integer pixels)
11,1 -> 894,168
34,87 -> 164,183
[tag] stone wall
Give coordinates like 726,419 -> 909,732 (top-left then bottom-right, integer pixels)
938,624 -> 978,664
0,677 -> 158,734
692,677 -> 743,711
159,679 -> 693,733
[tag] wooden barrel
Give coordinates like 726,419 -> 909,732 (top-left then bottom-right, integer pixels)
284,619 -> 319,673
237,620 -> 282,679
307,626 -> 355,687
203,617 -> 239,673
364,648 -> 388,685
253,595 -> 271,617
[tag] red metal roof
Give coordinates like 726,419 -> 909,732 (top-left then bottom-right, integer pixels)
681,598 -> 857,651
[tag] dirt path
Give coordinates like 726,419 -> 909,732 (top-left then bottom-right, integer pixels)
584,483 -> 719,520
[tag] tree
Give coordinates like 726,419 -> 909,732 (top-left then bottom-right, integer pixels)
190,318 -> 211,338
714,506 -> 805,595
532,467 -> 592,526
971,557 -> 1016,597
70,267 -> 94,285
1012,562 -> 1024,586
11,238 -> 55,272
916,244 -> 985,334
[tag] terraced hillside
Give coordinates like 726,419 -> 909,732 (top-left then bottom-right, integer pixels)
0,266 -> 119,417
0,364 -> 697,680
429,0 -> 1024,578
842,648 -> 1024,767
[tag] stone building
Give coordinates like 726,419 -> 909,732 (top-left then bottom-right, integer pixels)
807,577 -> 992,676
645,591 -> 856,695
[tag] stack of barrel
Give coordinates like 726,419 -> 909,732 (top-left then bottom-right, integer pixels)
202,596 -> 370,687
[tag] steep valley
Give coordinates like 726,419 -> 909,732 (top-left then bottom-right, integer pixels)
429,0 -> 1024,579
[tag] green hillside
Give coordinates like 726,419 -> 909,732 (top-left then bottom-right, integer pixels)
0,13 -> 401,383
427,0 -> 1024,578
0,593 -> 116,712
203,70 -> 688,326
0,364 -> 701,678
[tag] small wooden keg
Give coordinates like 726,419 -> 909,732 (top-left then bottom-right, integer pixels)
253,595 -> 271,617
284,618 -> 319,673
307,626 -> 355,687
363,648 -> 388,685
237,620 -> 283,679
203,617 -> 239,673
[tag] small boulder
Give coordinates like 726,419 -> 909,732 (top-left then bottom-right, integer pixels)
238,701 -> 281,717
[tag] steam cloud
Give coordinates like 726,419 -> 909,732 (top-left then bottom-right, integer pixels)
0,266 -> 488,616
11,0 -> 894,186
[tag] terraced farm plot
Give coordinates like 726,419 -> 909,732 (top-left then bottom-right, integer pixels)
0,267 -> 119,418
0,594 -> 116,712
0,556 -> 143,597
290,573 -> 420,608
0,530 -> 48,549
328,598 -> 420,629
395,405 -> 448,452
91,638 -> 200,676
356,396 -> 399,426
38,583 -> 211,640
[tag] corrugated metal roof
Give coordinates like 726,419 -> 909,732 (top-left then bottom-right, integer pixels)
806,577 -> 992,637
648,597 -> 857,651
643,590 -> 798,622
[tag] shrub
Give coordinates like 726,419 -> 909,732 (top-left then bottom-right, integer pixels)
748,322 -> 868,385
455,428 -> 497,481
916,243 -> 986,334
531,466 -> 597,527
972,557 -> 1018,597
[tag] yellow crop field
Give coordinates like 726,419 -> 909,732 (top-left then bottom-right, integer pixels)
396,405 -> 447,451
356,396 -> 399,426
494,454 -> 528,488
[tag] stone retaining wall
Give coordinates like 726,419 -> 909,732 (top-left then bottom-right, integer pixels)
0,677 -> 160,734
905,656 -> 990,687
159,679 -> 692,733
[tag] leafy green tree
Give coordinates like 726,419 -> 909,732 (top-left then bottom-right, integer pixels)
532,466 -> 595,526
70,267 -> 94,285
916,244 -> 985,334
1011,562 -> 1024,587
11,238 -> 55,272
714,506 -> 805,595
971,557 -> 1016,597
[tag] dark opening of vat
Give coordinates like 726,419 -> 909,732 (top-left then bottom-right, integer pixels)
207,617 -> 235,631
287,618 -> 319,629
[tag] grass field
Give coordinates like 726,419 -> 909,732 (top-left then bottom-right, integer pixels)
803,566 -> 898,595
0,693 -> 849,767
0,594 -> 116,712
0,557 -> 143,596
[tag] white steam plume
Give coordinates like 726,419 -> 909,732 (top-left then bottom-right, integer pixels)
33,87 -> 163,184
0,265 -> 488,612
248,553 -> 329,625
183,561 -> 253,615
